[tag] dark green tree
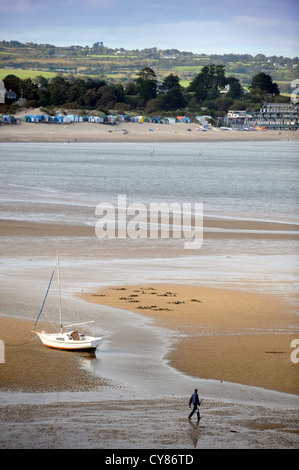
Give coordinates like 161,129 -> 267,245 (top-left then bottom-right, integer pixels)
226,76 -> 244,99
188,64 -> 226,103
65,83 -> 86,105
125,82 -> 137,95
113,84 -> 125,103
37,88 -> 50,107
21,78 -> 39,101
250,72 -> 279,95
135,67 -> 157,106
158,74 -> 186,110
96,85 -> 117,108
82,88 -> 100,108
48,76 -> 70,106
3,74 -> 22,100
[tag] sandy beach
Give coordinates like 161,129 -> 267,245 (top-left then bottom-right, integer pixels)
1,281 -> 299,449
1,283 -> 297,394
1,119 -> 299,143
0,316 -> 108,392
81,284 -> 299,395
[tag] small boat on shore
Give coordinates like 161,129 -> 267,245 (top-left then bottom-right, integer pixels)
32,253 -> 102,352
35,328 -> 101,352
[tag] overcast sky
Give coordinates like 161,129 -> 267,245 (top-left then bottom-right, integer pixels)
0,0 -> 298,57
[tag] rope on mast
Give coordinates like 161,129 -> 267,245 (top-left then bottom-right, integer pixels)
33,267 -> 55,330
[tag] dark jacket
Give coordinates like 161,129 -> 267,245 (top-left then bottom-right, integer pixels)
189,392 -> 200,407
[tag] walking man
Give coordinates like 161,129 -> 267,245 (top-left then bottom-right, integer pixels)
188,388 -> 201,422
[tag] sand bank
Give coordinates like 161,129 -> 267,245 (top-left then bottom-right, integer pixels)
81,284 -> 299,395
1,120 -> 299,143
1,284 -> 297,395
0,316 -> 108,392
1,218 -> 298,241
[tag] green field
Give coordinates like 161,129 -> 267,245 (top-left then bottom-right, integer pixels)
174,65 -> 203,72
88,54 -> 117,58
179,80 -> 191,88
0,68 -> 59,79
0,41 -> 298,93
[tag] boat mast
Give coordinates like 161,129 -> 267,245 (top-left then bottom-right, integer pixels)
56,251 -> 63,333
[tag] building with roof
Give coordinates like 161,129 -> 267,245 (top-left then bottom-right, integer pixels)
226,103 -> 299,130
248,103 -> 299,130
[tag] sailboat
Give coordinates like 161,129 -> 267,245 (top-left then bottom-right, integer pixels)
32,253 -> 102,352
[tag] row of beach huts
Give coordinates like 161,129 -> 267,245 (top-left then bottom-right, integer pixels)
22,114 -> 192,124
0,115 -> 18,124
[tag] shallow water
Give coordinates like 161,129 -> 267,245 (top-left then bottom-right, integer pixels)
1,141 -> 298,224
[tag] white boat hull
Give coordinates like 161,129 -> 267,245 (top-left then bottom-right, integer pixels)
36,331 -> 102,352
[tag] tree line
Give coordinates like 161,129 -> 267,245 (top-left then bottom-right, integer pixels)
2,65 -> 285,120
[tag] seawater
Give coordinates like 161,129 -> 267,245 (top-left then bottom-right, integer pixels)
0,141 -> 298,303
0,141 -> 298,225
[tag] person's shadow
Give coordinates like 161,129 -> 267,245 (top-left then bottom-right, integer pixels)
188,418 -> 202,447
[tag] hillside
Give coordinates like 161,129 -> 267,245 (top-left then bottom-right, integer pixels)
1,41 -> 298,94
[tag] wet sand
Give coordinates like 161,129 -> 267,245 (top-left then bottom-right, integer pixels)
2,285 -> 297,394
1,218 -> 298,241
1,393 -> 298,449
1,294 -> 298,449
1,218 -> 298,396
1,120 -> 299,143
0,316 -> 109,392
81,284 -> 299,395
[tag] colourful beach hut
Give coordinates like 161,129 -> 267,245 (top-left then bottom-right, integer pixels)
151,116 -> 162,124
54,115 -> 64,123
107,115 -> 118,124
33,114 -> 44,122
88,116 -> 99,123
133,116 -> 144,123
43,115 -> 53,123
3,115 -> 12,123
118,114 -> 130,122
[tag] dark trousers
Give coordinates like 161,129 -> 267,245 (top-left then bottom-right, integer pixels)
188,405 -> 200,420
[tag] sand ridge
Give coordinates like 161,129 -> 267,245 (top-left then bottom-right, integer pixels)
81,284 -> 299,395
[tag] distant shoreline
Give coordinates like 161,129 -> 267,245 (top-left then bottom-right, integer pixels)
1,120 -> 299,143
